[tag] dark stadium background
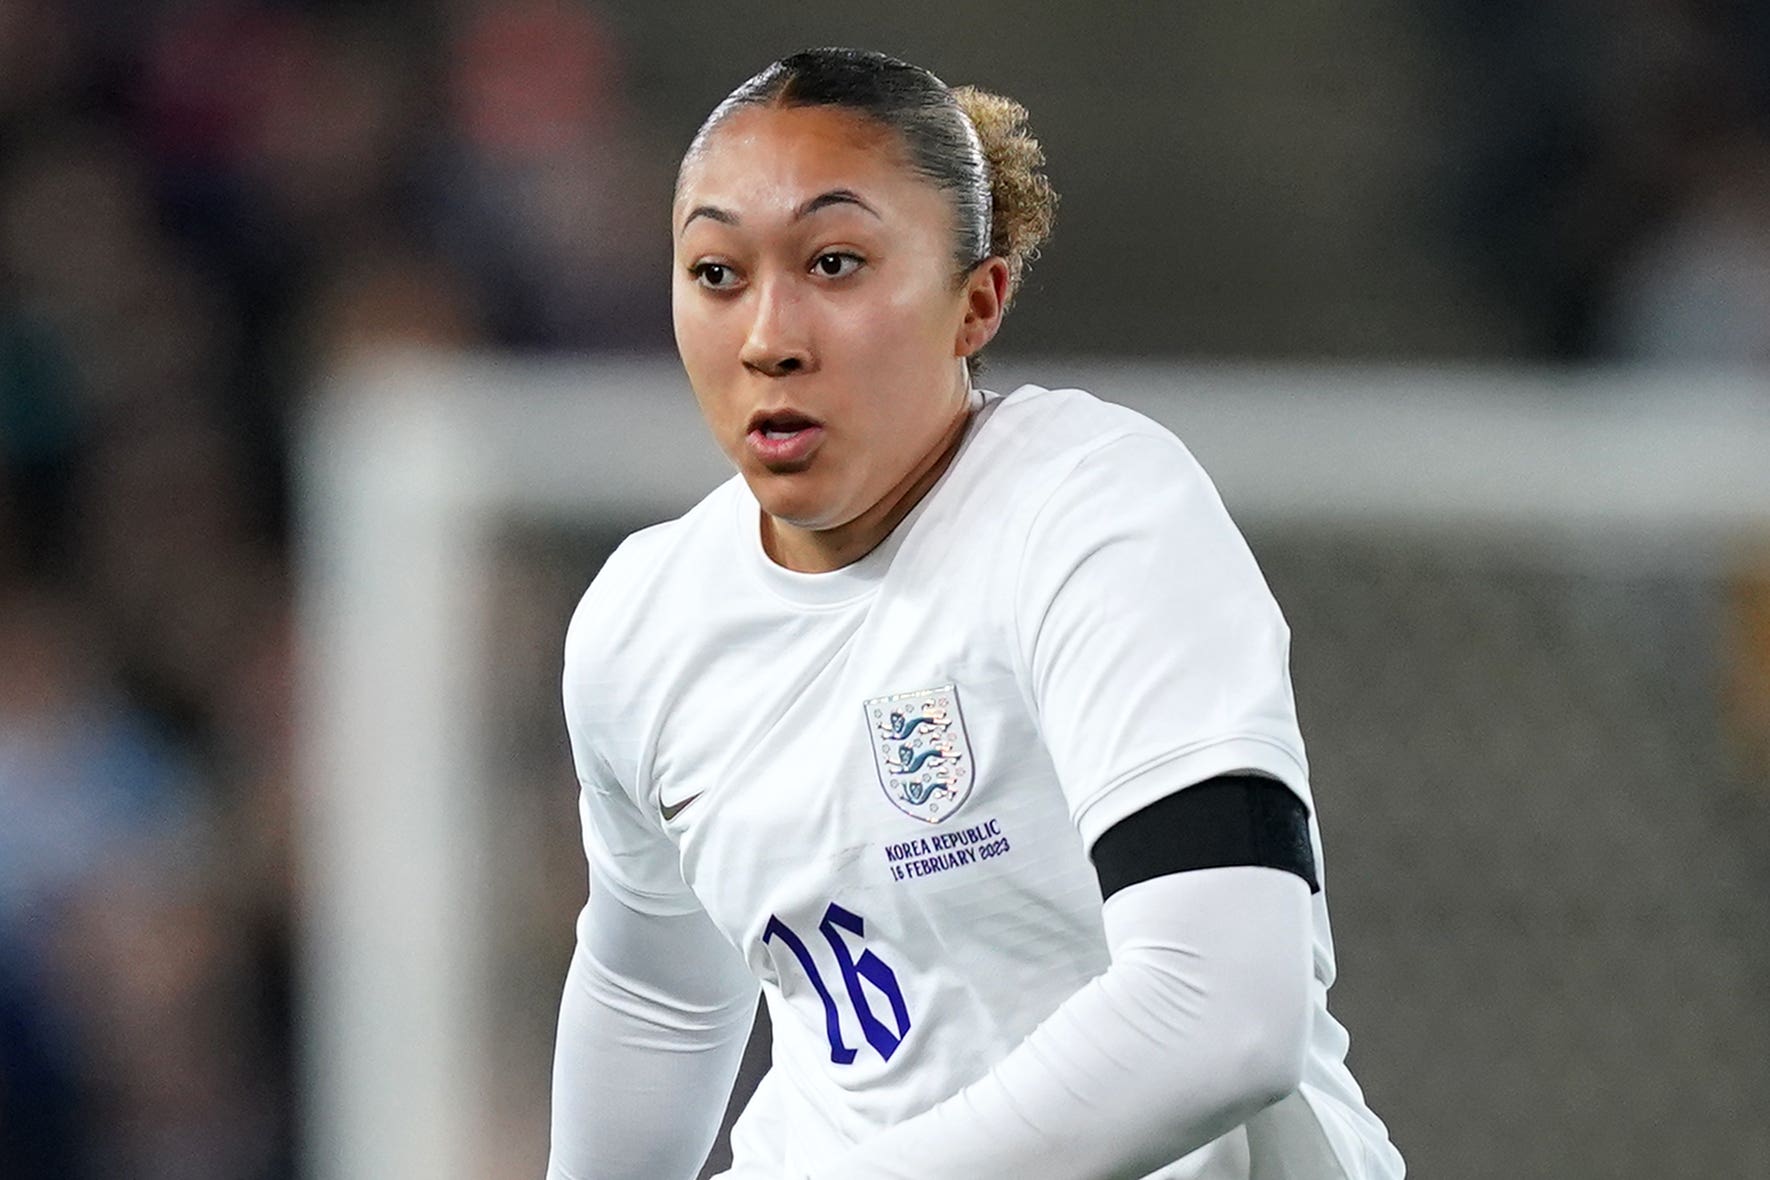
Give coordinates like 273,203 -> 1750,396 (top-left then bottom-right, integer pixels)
3,2 -> 1768,1177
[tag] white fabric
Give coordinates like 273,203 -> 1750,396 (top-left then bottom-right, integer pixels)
546,871 -> 757,1180
808,866 -> 1315,1180
556,385 -> 1404,1178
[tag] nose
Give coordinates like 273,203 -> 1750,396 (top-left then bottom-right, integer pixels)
740,277 -> 815,377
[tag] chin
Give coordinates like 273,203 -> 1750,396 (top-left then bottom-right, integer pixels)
746,471 -> 844,531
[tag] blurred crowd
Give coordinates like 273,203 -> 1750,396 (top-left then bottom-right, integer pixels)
0,2 -> 668,1176
1,1 -> 1768,1177
1438,0 -> 1770,361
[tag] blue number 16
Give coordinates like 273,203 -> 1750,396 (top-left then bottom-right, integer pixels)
763,902 -> 912,1064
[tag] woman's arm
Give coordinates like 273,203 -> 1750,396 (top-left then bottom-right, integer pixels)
807,427 -> 1328,1177
806,863 -> 1314,1179
547,870 -> 759,1180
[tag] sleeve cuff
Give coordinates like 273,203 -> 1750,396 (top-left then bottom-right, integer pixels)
1069,735 -> 1312,854
589,862 -> 705,918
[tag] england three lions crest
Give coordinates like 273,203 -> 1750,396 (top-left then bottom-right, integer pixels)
864,684 -> 974,824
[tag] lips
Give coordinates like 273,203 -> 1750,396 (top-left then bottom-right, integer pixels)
745,407 -> 825,468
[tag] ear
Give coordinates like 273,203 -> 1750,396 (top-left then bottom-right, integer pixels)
954,257 -> 1011,360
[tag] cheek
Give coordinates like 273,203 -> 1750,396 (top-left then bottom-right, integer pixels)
825,284 -> 962,463
672,287 -> 736,415
670,282 -> 710,368
834,276 -> 957,370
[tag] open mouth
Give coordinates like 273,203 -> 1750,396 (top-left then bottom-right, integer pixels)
745,407 -> 826,466
747,408 -> 822,437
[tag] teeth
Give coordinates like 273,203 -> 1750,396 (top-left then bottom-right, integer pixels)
763,427 -> 797,439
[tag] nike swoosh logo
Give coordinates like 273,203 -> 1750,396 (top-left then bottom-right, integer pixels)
659,792 -> 702,822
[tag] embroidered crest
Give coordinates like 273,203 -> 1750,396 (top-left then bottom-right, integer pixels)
864,684 -> 974,824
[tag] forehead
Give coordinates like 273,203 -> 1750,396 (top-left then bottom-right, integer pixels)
674,104 -> 926,226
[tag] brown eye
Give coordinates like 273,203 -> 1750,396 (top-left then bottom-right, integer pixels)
692,261 -> 739,290
812,252 -> 862,279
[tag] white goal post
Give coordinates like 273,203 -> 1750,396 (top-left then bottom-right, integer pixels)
294,354 -> 1770,1180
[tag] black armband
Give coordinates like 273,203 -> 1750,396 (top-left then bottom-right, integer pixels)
1089,774 -> 1320,902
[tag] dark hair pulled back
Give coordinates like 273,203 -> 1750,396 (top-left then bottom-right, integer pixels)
685,48 -> 1056,333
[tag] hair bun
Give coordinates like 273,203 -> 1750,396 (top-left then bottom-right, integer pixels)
952,86 -> 1057,300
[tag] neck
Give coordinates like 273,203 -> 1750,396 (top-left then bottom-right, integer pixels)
763,391 -> 976,574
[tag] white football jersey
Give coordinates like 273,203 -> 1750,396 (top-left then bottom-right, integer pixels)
563,385 -> 1403,1179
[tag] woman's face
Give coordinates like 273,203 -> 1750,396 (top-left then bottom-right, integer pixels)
672,104 -> 998,539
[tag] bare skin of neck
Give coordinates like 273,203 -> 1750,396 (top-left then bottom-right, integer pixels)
761,397 -> 974,573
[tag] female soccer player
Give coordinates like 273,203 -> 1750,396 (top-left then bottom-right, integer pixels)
550,47 -> 1405,1180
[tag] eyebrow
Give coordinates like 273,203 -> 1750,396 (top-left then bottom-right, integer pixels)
681,188 -> 882,231
795,189 -> 881,220
682,204 -> 738,229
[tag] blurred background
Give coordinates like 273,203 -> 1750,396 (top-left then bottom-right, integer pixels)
3,2 -> 1770,1178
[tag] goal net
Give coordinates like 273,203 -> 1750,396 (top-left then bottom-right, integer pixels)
296,355 -> 1770,1180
